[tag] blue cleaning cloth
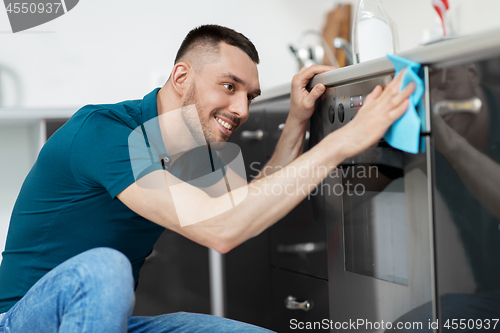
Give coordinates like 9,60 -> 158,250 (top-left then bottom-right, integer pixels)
383,54 -> 424,154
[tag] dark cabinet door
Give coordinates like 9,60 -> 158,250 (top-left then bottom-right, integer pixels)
224,234 -> 273,329
229,107 -> 269,181
265,99 -> 290,159
269,97 -> 328,280
270,194 -> 328,280
224,107 -> 273,329
133,230 -> 211,316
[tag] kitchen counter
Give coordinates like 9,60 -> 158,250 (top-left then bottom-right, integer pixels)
0,107 -> 76,125
253,27 -> 500,104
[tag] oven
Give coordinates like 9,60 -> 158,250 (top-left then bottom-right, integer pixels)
314,74 -> 434,332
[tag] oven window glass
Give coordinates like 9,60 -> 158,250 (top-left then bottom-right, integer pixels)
431,59 -> 500,321
342,165 -> 408,285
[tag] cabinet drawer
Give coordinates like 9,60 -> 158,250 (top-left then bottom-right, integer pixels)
272,268 -> 330,332
270,195 -> 328,279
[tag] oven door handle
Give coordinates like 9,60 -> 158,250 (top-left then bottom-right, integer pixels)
240,129 -> 264,141
276,242 -> 325,254
285,296 -> 313,311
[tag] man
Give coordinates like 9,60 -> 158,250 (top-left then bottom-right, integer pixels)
0,25 -> 414,332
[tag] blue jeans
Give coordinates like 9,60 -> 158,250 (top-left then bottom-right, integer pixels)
0,248 -> 274,333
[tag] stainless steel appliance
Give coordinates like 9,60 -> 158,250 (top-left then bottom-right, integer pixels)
314,74 -> 434,332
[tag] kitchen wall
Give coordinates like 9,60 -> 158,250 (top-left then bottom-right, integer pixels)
0,0 -> 339,108
0,0 -> 499,259
382,0 -> 500,51
1,0 -> 499,108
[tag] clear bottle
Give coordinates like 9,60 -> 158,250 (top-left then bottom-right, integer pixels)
352,0 -> 399,64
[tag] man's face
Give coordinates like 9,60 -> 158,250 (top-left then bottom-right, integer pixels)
182,43 -> 260,146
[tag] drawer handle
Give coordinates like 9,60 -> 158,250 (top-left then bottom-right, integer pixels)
285,296 -> 312,311
240,130 -> 264,141
276,242 -> 326,254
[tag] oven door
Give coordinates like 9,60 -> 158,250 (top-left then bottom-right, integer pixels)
319,76 -> 435,332
430,58 -> 500,331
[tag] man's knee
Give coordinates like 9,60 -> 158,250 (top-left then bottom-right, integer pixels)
69,248 -> 135,310
83,247 -> 132,273
10,247 -> 135,329
75,247 -> 133,287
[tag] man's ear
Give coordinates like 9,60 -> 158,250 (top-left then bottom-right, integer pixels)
170,62 -> 191,97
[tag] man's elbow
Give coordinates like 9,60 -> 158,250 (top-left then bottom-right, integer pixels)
209,221 -> 262,254
212,244 -> 231,254
210,235 -> 238,254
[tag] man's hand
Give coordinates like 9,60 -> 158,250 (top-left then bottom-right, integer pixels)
289,65 -> 336,124
254,65 -> 336,179
332,70 -> 415,159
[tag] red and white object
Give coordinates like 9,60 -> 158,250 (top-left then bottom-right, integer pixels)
433,0 -> 450,36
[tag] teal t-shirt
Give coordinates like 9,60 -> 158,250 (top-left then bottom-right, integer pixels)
0,88 -> 222,313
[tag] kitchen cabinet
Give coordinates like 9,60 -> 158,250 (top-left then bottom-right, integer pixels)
133,229 -> 211,316
263,97 -> 330,331
223,107 -> 272,328
223,97 -> 320,330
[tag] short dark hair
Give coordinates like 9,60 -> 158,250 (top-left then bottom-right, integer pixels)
174,25 -> 259,65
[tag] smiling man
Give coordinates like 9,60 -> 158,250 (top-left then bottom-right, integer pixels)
0,25 -> 414,332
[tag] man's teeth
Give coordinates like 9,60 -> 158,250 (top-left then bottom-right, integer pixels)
216,117 -> 233,130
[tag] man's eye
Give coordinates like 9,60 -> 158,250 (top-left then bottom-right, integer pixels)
223,84 -> 235,91
247,95 -> 255,101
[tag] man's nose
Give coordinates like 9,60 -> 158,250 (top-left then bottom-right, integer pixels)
228,93 -> 250,122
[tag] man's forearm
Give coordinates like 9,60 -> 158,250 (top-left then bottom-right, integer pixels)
120,132 -> 343,255
187,130 -> 346,253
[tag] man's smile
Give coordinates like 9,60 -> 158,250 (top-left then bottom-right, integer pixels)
214,115 -> 236,136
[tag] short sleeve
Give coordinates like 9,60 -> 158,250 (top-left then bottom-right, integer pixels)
70,110 -> 163,198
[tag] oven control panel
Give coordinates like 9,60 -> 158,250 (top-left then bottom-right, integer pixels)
319,75 -> 393,134
315,74 -> 410,168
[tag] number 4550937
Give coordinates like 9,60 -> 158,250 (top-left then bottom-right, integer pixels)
6,3 -> 62,14
444,319 -> 498,330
